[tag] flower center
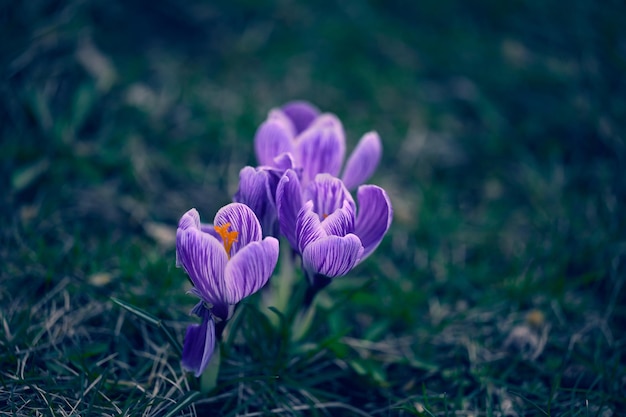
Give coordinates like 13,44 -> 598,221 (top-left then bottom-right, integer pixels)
214,223 -> 238,259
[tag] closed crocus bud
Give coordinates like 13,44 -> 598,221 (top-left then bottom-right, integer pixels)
254,101 -> 383,191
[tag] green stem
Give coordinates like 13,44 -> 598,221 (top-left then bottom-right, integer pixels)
291,299 -> 317,342
303,273 -> 332,309
276,246 -> 296,314
291,274 -> 332,341
264,241 -> 297,328
200,343 -> 221,393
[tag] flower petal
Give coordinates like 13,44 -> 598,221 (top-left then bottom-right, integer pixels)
296,114 -> 345,185
268,108 -> 297,136
272,152 -> 296,171
320,199 -> 355,237
234,167 -> 271,210
200,223 -> 220,240
176,211 -> 228,306
281,100 -> 320,134
224,237 -> 279,304
341,131 -> 382,190
181,306 -> 216,377
276,169 -> 303,251
296,201 -> 326,254
302,234 -> 364,278
254,113 -> 295,167
303,173 -> 355,218
176,209 -> 200,268
214,203 -> 262,255
355,185 -> 393,260
178,208 -> 201,231
233,167 -> 277,237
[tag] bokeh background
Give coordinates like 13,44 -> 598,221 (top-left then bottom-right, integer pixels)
2,0 -> 625,415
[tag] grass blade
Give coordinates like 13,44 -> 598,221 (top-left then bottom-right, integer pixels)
110,297 -> 183,356
162,390 -> 204,417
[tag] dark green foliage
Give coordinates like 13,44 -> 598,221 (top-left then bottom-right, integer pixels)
1,0 -> 625,415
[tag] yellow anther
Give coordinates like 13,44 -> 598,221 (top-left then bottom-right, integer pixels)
214,223 -> 239,259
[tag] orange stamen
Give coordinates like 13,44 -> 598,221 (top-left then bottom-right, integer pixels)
214,223 -> 239,259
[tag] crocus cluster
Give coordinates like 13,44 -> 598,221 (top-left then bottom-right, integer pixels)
237,101 -> 393,290
176,100 -> 392,377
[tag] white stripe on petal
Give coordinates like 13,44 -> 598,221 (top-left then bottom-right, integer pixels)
320,199 -> 355,237
355,185 -> 393,260
302,234 -> 363,278
176,227 -> 228,306
296,114 -> 345,186
181,309 -> 215,377
214,203 -> 262,255
276,169 -> 304,252
223,237 -> 279,304
296,201 -> 326,254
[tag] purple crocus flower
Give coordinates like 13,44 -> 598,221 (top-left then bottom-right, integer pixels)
254,100 -> 382,190
233,153 -> 295,238
276,170 -> 392,293
176,203 -> 279,376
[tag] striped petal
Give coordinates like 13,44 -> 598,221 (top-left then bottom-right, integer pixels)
178,208 -> 201,231
296,201 -> 326,254
224,237 -> 279,304
181,305 -> 215,377
214,203 -> 262,255
320,199 -> 355,237
271,152 -> 296,171
303,174 -> 355,218
254,112 -> 295,167
302,234 -> 364,278
234,167 -> 277,237
176,210 -> 228,306
355,185 -> 393,260
276,169 -> 304,251
296,114 -> 345,186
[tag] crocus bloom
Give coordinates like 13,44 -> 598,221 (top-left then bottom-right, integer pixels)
176,203 -> 279,376
276,170 -> 392,283
254,100 -> 382,190
233,153 -> 295,238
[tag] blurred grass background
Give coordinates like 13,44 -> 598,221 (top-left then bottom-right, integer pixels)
1,0 -> 625,415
